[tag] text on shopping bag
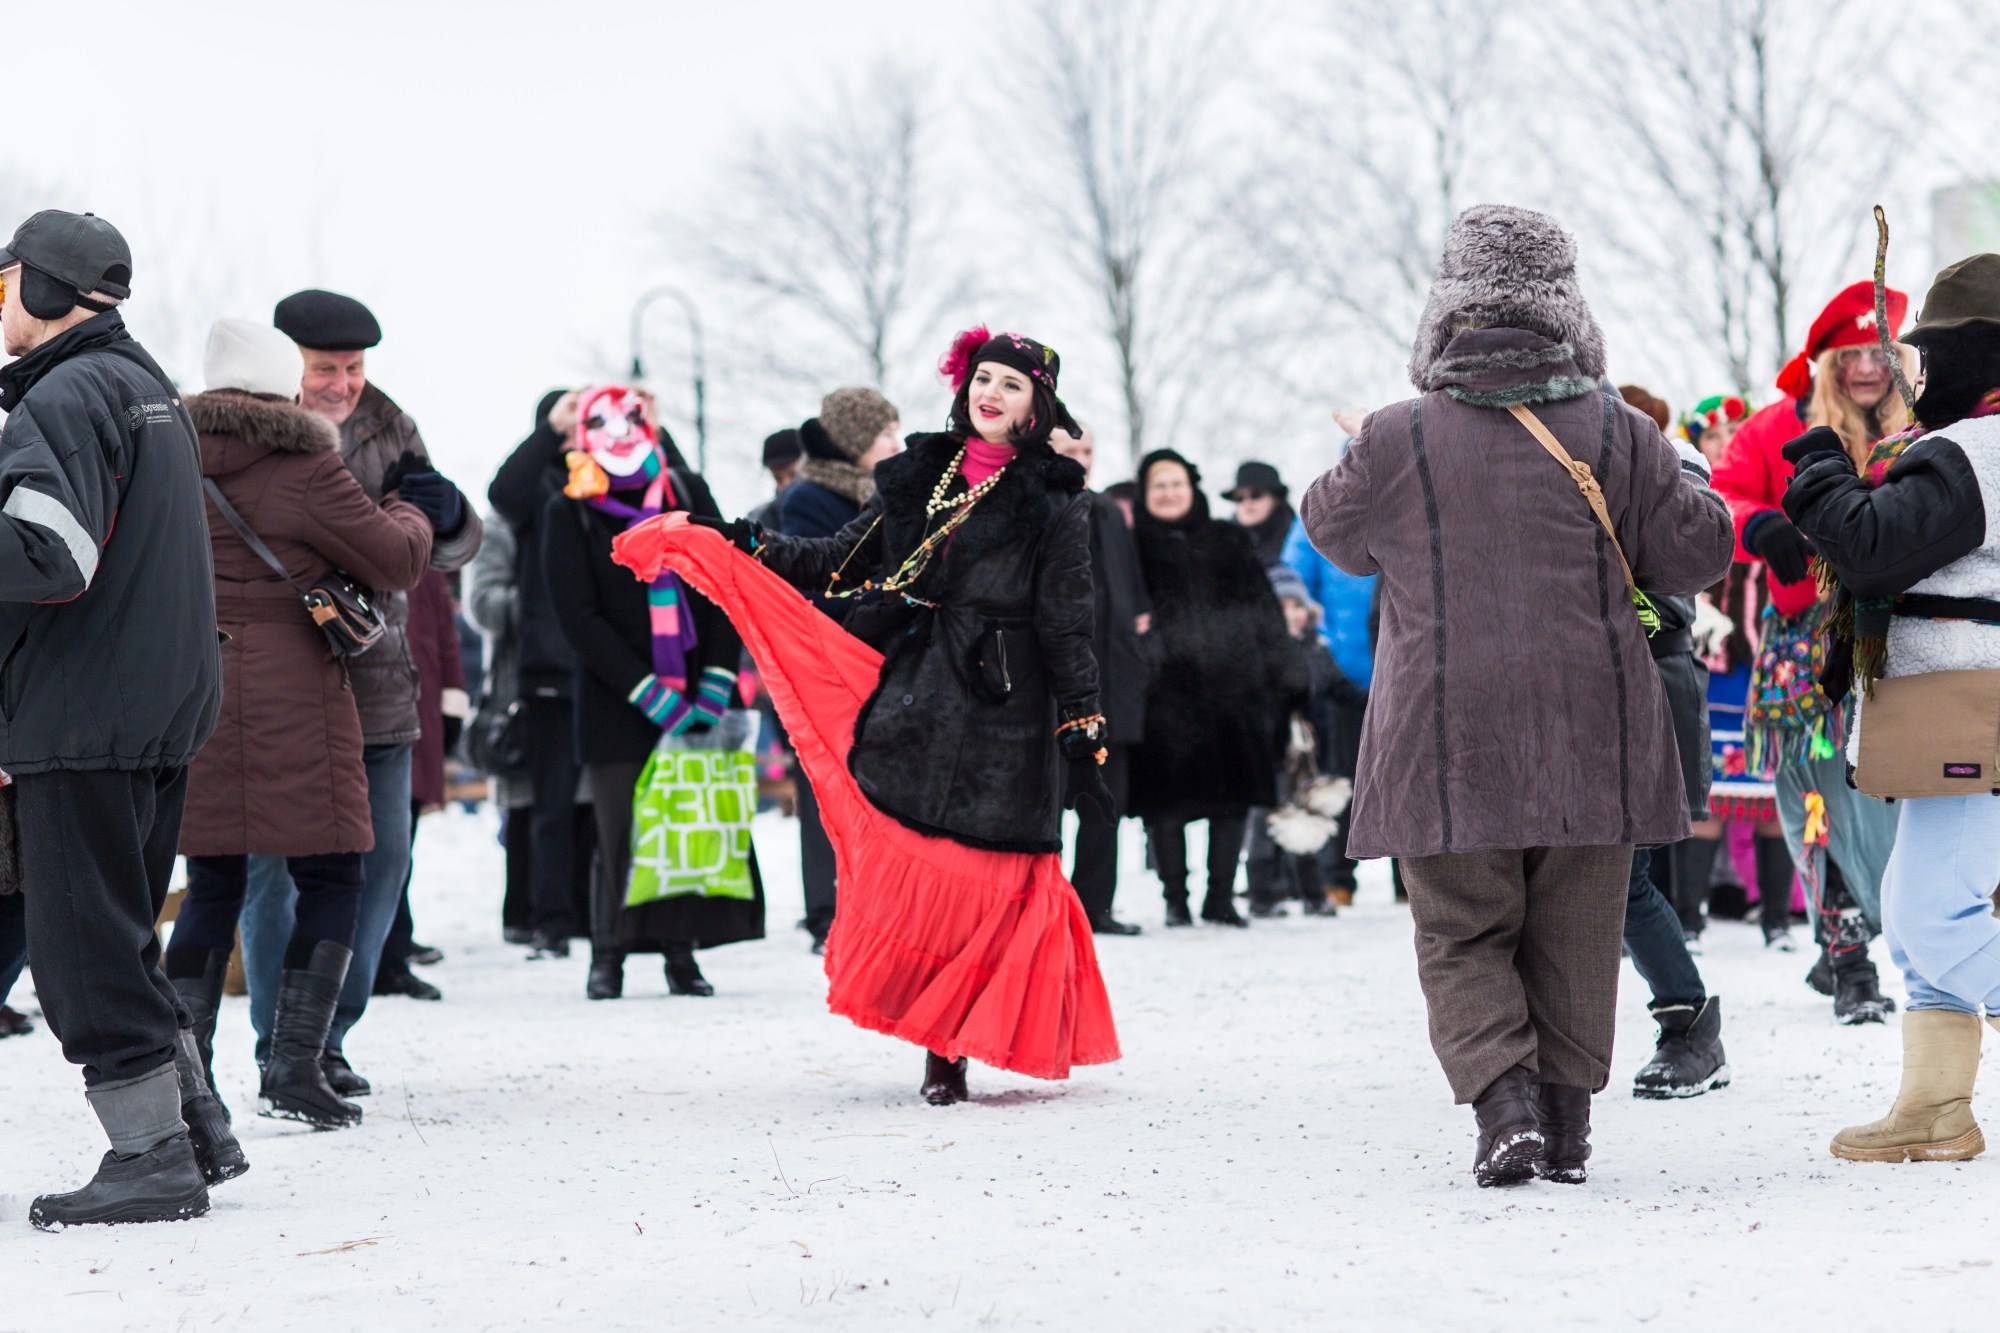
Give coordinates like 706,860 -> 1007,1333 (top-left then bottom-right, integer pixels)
627,750 -> 757,904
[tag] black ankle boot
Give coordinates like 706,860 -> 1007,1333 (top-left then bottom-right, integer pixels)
321,1050 -> 371,1098
1163,889 -> 1193,928
1471,1065 -> 1544,1187
260,941 -> 363,1129
174,1029 -> 247,1186
1632,997 -> 1730,1099
168,947 -> 229,1112
665,945 -> 714,997
31,1134 -> 210,1229
587,949 -> 625,1000
1200,888 -> 1248,928
922,1052 -> 969,1105
1532,1084 -> 1592,1183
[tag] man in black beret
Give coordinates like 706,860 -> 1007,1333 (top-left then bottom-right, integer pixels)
235,289 -> 483,1098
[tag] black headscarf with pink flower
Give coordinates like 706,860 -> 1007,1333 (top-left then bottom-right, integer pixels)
939,325 -> 1081,445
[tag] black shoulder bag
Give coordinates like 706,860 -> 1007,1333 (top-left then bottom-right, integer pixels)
201,479 -> 385,658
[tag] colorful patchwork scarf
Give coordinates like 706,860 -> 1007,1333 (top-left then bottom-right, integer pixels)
1817,387 -> 2000,693
568,435 -> 699,690
1745,600 -> 1838,776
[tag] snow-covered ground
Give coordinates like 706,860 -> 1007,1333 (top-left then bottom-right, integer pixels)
5,807 -> 1997,1331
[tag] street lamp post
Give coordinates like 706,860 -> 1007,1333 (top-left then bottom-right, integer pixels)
628,285 -> 707,474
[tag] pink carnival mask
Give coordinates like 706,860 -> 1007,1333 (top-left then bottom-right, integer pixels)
577,385 -> 659,480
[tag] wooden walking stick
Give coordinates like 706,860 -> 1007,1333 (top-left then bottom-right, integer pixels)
1873,204 -> 1920,419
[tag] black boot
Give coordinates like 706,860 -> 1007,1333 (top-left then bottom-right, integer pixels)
1532,1084 -> 1592,1184
0,1004 -> 31,1036
1091,915 -> 1142,936
1471,1065 -> 1544,1187
321,1050 -> 371,1099
587,948 -> 625,1000
32,1066 -> 208,1229
167,947 -> 229,1111
372,963 -> 443,1001
1200,888 -> 1249,928
1805,951 -> 1835,997
1632,997 -> 1730,1099
665,945 -> 714,997
174,1029 -> 248,1186
1833,953 -> 1893,1025
260,941 -> 363,1129
1163,888 -> 1193,928
922,1052 -> 969,1106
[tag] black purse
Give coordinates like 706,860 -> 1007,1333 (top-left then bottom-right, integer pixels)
463,694 -> 530,777
202,479 -> 386,658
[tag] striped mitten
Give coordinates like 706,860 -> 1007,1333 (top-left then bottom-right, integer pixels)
690,666 -> 738,728
628,674 -> 695,735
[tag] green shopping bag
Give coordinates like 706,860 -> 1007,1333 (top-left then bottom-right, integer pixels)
626,710 -> 757,906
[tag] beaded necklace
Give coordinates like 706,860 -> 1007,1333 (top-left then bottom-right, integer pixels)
826,441 -> 1010,602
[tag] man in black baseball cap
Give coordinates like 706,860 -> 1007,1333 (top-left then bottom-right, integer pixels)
0,209 -> 237,1227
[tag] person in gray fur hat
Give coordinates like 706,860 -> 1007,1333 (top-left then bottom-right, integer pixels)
1300,205 -> 1734,1188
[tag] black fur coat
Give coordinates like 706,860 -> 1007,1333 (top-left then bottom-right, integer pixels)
1129,495 -> 1297,819
758,432 -> 1099,852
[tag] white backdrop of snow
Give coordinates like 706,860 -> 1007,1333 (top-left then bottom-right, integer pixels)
4,808 -> 1997,1330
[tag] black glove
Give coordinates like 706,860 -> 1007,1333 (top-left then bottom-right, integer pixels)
385,451 -> 467,537
1058,714 -> 1114,821
1781,426 -> 1847,467
1747,511 -> 1816,585
688,513 -> 764,555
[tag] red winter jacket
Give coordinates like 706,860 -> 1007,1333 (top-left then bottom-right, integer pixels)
1710,395 -> 1818,618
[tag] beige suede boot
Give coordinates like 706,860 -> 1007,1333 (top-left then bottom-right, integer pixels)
1830,1009 -> 1985,1162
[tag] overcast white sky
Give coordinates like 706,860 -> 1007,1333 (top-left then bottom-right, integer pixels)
8,0 -> 1000,510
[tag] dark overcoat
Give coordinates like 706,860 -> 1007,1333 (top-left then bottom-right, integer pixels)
758,432 -> 1100,853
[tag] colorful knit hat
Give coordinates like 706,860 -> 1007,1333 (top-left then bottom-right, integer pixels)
1678,393 -> 1750,444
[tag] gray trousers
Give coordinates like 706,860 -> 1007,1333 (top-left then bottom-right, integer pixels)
1772,747 -> 1894,935
1400,843 -> 1632,1104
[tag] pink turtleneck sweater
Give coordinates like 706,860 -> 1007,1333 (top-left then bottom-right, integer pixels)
961,438 -> 1017,487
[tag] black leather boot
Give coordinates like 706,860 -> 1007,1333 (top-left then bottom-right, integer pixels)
1471,1065 -> 1544,1187
1200,888 -> 1248,928
922,1052 -> 969,1106
168,947 -> 229,1110
587,948 -> 625,1000
321,1050 -> 371,1099
174,1029 -> 248,1185
260,941 -> 363,1129
665,944 -> 715,997
1632,997 -> 1730,1099
1533,1084 -> 1593,1184
1163,889 -> 1193,927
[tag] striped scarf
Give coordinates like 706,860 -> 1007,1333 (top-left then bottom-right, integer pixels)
586,449 -> 699,688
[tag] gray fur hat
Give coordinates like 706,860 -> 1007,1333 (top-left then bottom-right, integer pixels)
1408,205 -> 1607,390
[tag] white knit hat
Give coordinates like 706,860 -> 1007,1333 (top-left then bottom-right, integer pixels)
203,317 -> 302,398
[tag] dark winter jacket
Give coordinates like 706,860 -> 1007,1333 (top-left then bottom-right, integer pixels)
0,312 -> 220,775
756,432 -> 1099,853
1128,477 -> 1297,820
407,569 -> 466,808
1085,490 -> 1155,744
776,422 -> 869,618
180,390 -> 432,855
1241,500 -> 1296,568
540,470 -> 744,767
1302,327 -> 1735,857
488,391 -> 582,695
1294,629 -> 1365,773
336,383 -> 482,745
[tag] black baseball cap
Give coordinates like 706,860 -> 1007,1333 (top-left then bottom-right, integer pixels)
0,210 -> 132,300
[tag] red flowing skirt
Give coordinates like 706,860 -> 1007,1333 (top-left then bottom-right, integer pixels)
614,514 -> 1119,1079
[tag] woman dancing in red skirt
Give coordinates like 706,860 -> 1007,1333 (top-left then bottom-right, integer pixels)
614,328 -> 1119,1103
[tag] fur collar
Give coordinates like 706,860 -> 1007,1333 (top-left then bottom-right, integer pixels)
188,390 -> 339,454
799,455 -> 876,505
1421,328 -> 1599,407
872,432 -> 1085,568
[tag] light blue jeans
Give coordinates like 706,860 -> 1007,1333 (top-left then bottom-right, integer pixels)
1880,796 -> 2000,1014
241,743 -> 413,1063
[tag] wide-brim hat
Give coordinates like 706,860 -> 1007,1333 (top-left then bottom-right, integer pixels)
1902,254 -> 2000,347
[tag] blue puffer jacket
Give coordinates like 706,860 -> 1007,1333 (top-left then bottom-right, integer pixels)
1281,515 -> 1376,690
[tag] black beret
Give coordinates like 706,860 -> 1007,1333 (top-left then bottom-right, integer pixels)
273,288 -> 382,351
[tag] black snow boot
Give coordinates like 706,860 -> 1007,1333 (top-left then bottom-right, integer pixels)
1632,997 -> 1731,1099
1471,1065 -> 1545,1187
665,944 -> 715,997
586,948 -> 625,1000
1163,887 -> 1193,928
1200,888 -> 1248,928
1806,952 -> 1835,997
168,947 -> 229,1109
321,1050 -> 371,1099
174,1029 -> 247,1185
922,1052 -> 969,1106
32,1065 -> 208,1229
1833,954 -> 1893,1026
260,941 -> 363,1129
1532,1084 -> 1592,1183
